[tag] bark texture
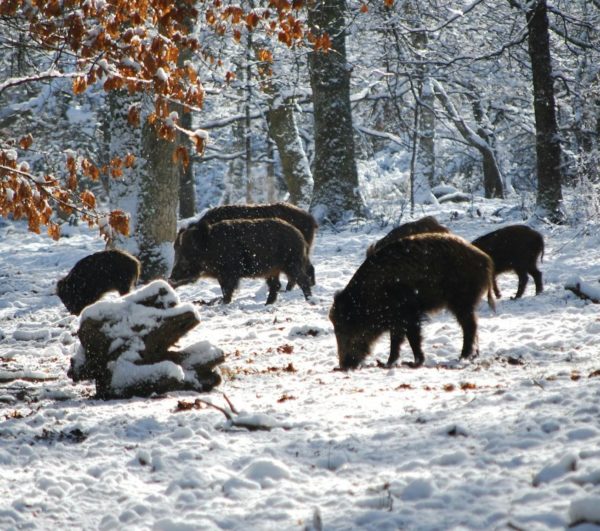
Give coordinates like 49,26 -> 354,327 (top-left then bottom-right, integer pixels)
307,0 -> 366,223
524,0 -> 564,221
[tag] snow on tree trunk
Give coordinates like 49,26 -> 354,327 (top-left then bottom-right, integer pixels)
307,0 -> 366,224
267,100 -> 313,209
138,94 -> 178,282
432,80 -> 504,199
176,12 -> 196,219
418,78 -> 437,189
107,89 -> 141,257
524,0 -> 564,222
254,41 -> 313,207
107,91 -> 178,281
406,1 -> 437,195
177,107 -> 196,219
225,55 -> 247,205
468,90 -> 505,199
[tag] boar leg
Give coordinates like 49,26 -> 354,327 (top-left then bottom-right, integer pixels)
531,268 -> 543,294
513,271 -> 529,299
404,321 -> 425,368
455,310 -> 478,360
266,276 -> 282,304
493,278 -> 502,298
285,279 -> 296,291
385,327 -> 406,367
307,263 -> 316,287
219,276 -> 238,304
296,272 -> 313,301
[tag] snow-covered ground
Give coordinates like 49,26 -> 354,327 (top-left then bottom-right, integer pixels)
2,198 -> 600,531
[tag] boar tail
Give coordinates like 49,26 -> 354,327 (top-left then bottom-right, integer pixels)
485,261 -> 496,313
487,285 -> 496,313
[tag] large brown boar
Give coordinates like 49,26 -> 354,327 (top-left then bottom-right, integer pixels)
330,233 -> 495,370
179,202 -> 318,289
471,224 -> 544,299
182,202 -> 318,248
57,249 -> 141,315
366,216 -> 450,257
170,218 -> 313,305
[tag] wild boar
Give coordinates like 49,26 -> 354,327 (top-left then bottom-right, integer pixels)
179,202 -> 318,289
170,218 -> 313,305
471,224 -> 544,299
366,216 -> 450,256
57,249 -> 141,315
330,233 -> 495,370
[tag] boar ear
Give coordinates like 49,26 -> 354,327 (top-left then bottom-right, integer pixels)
197,220 -> 210,231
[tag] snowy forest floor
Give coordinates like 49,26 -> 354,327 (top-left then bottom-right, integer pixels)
2,197 -> 600,530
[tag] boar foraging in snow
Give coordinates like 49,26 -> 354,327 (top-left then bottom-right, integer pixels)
57,249 -> 141,315
330,233 -> 495,370
366,216 -> 450,257
178,202 -> 318,289
170,218 -> 313,305
471,224 -> 544,299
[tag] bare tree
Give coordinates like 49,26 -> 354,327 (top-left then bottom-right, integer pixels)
432,80 -> 504,199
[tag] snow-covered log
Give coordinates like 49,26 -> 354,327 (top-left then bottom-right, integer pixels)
68,280 -> 224,399
565,276 -> 600,304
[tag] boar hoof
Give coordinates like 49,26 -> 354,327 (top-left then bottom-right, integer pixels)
376,359 -> 397,369
460,350 -> 479,361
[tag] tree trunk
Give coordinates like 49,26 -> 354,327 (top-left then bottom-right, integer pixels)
254,42 -> 313,207
177,107 -> 196,219
524,0 -> 564,221
176,12 -> 196,219
226,57 -> 246,205
107,89 -> 142,256
307,0 -> 366,223
432,80 -> 504,199
137,93 -> 179,281
406,1 -> 437,192
469,95 -> 505,198
107,90 -> 178,281
480,136 -> 504,199
267,101 -> 313,208
245,33 -> 253,203
418,78 -> 437,188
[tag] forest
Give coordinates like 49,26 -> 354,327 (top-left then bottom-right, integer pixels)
2,1 -> 600,530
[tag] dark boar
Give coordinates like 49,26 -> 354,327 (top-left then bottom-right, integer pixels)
197,202 -> 317,247
179,202 -> 318,289
57,249 -> 141,315
330,233 -> 495,370
471,224 -> 544,299
170,218 -> 313,305
366,216 -> 450,257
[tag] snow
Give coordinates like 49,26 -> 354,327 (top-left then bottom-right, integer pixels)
569,497 -> 600,526
2,198 -> 600,530
155,67 -> 169,82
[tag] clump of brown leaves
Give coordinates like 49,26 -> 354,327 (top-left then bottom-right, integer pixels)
0,0 -> 324,239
